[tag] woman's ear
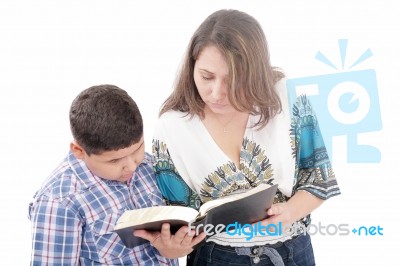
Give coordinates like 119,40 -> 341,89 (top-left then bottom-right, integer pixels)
70,141 -> 85,159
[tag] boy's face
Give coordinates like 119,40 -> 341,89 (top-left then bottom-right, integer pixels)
71,136 -> 145,182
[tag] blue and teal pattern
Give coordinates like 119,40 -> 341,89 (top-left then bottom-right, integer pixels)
290,95 -> 340,199
152,139 -> 202,210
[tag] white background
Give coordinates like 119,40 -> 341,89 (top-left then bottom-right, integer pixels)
1,0 -> 399,265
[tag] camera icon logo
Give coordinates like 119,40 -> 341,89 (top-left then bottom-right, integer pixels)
286,39 -> 382,163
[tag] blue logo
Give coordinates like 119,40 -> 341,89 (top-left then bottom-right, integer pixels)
188,221 -> 384,239
287,39 -> 382,163
351,225 -> 383,236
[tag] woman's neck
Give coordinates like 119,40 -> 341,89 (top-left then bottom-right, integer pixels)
202,107 -> 249,167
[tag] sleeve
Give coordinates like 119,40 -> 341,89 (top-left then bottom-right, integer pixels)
29,196 -> 82,266
152,119 -> 202,210
290,95 -> 341,200
135,153 -> 167,208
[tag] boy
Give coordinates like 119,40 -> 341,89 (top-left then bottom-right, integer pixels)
28,85 -> 203,265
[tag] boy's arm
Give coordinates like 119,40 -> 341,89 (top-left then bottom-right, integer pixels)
29,197 -> 81,265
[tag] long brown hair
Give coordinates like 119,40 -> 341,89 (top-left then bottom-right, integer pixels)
160,9 -> 284,128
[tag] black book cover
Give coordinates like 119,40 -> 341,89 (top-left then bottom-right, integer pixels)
192,184 -> 278,241
115,183 -> 278,248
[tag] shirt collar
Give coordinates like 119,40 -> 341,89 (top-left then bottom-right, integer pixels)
67,151 -> 104,188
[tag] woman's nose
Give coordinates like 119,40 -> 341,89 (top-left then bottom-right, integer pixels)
211,80 -> 226,101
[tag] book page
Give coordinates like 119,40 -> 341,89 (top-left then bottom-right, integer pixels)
198,183 -> 272,216
114,206 -> 199,230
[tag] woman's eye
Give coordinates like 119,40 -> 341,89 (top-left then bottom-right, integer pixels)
202,76 -> 212,80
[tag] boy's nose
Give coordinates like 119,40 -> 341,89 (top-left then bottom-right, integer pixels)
124,157 -> 137,172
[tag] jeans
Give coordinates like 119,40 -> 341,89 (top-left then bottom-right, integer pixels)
187,234 -> 315,266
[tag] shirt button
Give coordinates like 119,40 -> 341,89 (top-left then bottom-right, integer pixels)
253,256 -> 261,264
251,247 -> 259,255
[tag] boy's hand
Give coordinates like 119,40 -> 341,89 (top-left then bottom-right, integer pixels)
133,223 -> 206,258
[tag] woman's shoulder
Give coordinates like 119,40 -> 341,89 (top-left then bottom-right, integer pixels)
274,77 -> 288,99
159,110 -> 188,120
155,110 -> 197,133
158,110 -> 196,125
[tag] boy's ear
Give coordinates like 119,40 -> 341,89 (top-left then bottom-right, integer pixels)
70,141 -> 85,159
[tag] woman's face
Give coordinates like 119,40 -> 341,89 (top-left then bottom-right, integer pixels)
194,45 -> 236,115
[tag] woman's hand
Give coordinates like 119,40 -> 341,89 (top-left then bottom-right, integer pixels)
258,202 -> 295,230
257,190 -> 324,230
133,223 -> 206,259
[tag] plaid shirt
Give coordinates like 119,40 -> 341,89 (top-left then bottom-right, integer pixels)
28,152 -> 177,266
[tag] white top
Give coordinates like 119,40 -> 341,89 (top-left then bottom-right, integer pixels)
152,79 -> 340,246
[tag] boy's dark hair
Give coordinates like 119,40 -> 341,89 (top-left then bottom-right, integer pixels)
69,84 -> 143,155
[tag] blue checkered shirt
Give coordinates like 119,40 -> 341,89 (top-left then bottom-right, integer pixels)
28,151 -> 178,266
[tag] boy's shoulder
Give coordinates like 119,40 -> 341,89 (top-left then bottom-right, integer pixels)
142,152 -> 155,165
136,152 -> 156,177
33,152 -> 156,201
32,153 -> 96,201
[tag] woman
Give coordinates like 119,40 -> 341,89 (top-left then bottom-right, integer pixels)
152,9 -> 340,265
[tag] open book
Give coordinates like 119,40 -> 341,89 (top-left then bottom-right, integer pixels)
114,183 -> 278,247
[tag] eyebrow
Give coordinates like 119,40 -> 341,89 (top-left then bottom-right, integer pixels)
135,141 -> 144,152
198,68 -> 215,74
107,140 -> 144,162
198,68 -> 229,78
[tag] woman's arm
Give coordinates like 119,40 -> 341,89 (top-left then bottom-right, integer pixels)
261,190 -> 324,227
260,95 -> 340,228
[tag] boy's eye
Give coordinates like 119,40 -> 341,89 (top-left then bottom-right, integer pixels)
109,159 -> 120,163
